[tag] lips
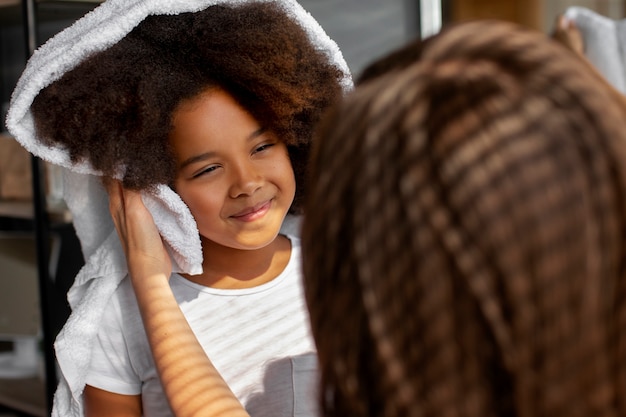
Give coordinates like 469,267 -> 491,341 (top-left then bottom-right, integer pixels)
231,200 -> 272,222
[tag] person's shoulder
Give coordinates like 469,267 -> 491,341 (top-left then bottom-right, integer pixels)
281,235 -> 302,280
108,276 -> 141,314
281,233 -> 301,267
99,276 -> 145,333
287,233 -> 301,247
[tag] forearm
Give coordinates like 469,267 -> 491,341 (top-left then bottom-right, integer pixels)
131,272 -> 250,417
106,180 -> 248,416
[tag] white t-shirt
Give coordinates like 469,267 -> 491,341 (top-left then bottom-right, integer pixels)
85,236 -> 319,416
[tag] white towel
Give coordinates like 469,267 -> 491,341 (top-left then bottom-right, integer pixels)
4,1 -> 351,415
564,6 -> 626,94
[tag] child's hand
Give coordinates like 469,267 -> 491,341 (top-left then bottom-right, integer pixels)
104,179 -> 172,284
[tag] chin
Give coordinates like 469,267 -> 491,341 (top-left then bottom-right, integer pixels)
235,231 -> 282,250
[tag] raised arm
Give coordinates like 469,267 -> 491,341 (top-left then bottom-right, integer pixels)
105,179 -> 250,417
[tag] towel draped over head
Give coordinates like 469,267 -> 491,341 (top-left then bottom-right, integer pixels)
4,1 -> 351,415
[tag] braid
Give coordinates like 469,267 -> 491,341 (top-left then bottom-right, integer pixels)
303,20 -> 626,417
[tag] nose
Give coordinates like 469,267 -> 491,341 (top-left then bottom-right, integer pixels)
229,160 -> 263,198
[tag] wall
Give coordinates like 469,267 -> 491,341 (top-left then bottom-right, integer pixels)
450,0 -> 542,29
448,0 -> 626,33
298,0 -> 419,78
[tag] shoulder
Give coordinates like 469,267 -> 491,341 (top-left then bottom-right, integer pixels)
98,277 -> 142,330
111,277 -> 140,311
94,277 -> 150,362
287,233 -> 301,250
282,234 -> 301,271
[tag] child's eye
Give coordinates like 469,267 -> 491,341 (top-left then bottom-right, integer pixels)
192,165 -> 219,178
253,143 -> 275,154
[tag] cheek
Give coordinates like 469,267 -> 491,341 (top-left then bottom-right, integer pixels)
286,169 -> 297,197
176,185 -> 222,221
274,161 -> 296,201
278,151 -> 297,191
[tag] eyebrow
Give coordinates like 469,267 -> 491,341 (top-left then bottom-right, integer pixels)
178,127 -> 267,170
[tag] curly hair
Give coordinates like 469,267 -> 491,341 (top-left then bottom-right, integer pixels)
303,21 -> 626,417
31,2 -> 345,212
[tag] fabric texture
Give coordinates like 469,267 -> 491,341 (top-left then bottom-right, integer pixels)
4,1 -> 351,415
564,6 -> 626,93
86,236 -> 319,417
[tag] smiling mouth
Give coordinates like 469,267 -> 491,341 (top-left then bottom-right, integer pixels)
231,200 -> 272,222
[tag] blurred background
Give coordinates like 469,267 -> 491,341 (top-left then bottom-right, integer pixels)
0,1 -> 624,416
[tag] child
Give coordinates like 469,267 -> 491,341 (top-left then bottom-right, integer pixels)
303,20 -> 626,417
6,1 -> 350,416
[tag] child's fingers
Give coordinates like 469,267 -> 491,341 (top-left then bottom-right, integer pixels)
104,178 -> 142,218
103,177 -> 122,213
103,178 -> 128,246
102,178 -> 170,277
102,178 -> 152,253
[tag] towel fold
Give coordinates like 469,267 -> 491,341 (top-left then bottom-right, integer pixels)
4,1 -> 351,415
564,6 -> 626,93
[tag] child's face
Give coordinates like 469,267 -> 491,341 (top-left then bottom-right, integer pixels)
169,88 -> 296,251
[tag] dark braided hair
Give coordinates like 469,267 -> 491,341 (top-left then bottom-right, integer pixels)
303,20 -> 626,417
31,2 -> 345,212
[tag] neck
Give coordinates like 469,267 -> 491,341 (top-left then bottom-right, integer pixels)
182,234 -> 292,289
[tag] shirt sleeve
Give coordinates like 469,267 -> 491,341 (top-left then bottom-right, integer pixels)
84,286 -> 143,395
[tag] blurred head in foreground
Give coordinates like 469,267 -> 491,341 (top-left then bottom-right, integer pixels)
303,20 -> 626,417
